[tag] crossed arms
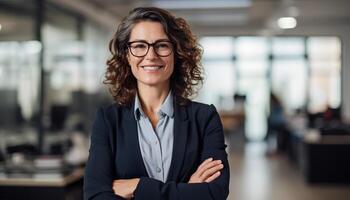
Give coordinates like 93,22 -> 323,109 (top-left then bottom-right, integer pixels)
84,105 -> 229,200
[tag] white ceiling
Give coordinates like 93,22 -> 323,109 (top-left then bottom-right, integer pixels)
50,0 -> 350,35
1,0 -> 350,38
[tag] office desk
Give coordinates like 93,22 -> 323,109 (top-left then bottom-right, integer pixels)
219,110 -> 245,133
301,135 -> 350,183
0,167 -> 84,200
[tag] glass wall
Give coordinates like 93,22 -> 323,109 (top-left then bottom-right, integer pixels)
0,0 -> 343,146
271,37 -> 308,113
0,1 -> 111,161
198,37 -> 236,110
198,36 -> 342,141
0,1 -> 40,155
307,37 -> 341,113
235,37 -> 269,140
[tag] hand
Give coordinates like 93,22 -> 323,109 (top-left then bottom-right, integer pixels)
188,157 -> 224,183
112,178 -> 140,199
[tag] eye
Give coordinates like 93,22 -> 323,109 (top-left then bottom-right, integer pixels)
131,43 -> 147,49
155,42 -> 171,49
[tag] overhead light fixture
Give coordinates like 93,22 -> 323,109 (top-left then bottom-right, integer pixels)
278,17 -> 297,29
0,24 -> 2,31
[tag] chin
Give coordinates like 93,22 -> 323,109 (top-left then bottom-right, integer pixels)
139,79 -> 169,87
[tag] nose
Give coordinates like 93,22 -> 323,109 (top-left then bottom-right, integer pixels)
145,46 -> 158,60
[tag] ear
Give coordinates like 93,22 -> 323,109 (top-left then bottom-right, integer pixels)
126,52 -> 131,64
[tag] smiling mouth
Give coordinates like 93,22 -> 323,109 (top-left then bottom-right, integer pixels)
141,66 -> 164,71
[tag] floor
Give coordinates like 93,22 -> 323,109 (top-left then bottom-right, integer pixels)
226,133 -> 350,200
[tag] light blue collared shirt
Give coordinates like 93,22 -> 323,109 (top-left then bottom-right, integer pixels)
134,91 -> 174,182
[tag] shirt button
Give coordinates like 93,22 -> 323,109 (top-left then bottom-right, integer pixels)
156,167 -> 161,173
159,112 -> 166,118
154,141 -> 158,145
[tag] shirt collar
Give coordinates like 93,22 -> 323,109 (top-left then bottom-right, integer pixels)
134,94 -> 145,120
159,91 -> 174,118
134,91 -> 174,120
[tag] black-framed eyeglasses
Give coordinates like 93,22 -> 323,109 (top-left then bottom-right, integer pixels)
127,40 -> 173,57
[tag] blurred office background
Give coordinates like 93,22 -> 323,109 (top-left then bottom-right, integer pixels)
0,0 -> 350,199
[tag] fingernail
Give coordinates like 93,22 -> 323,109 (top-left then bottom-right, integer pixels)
217,160 -> 222,164
208,157 -> 213,161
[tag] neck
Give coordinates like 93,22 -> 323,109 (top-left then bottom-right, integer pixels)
137,83 -> 170,114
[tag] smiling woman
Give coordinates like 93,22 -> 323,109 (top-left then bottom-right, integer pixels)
127,21 -> 175,90
84,7 -> 230,200
104,7 -> 203,106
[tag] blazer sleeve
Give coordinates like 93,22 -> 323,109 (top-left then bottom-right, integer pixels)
84,107 -> 124,200
133,105 -> 230,200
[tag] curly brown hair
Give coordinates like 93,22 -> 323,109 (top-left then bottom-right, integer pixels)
104,7 -> 203,106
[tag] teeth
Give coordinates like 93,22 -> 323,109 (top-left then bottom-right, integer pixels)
143,66 -> 161,71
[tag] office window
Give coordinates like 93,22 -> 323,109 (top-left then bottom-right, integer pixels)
272,37 -> 305,57
0,2 -> 111,141
178,36 -> 342,141
201,37 -> 235,59
270,37 -> 308,113
307,37 -> 341,113
271,59 -> 307,111
0,41 -> 40,130
236,37 -> 269,59
236,37 -> 269,140
197,37 -> 236,110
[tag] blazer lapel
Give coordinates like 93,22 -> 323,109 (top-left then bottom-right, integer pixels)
122,104 -> 148,176
167,103 -> 189,182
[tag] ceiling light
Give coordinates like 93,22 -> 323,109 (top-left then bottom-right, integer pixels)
278,17 -> 297,29
0,24 -> 2,31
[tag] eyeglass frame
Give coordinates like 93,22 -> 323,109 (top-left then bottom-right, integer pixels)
127,40 -> 174,57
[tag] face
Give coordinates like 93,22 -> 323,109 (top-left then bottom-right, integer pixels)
127,21 -> 174,89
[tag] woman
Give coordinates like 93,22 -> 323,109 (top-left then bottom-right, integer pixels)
84,7 -> 229,200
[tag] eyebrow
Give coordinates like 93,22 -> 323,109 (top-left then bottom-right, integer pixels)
129,39 -> 171,43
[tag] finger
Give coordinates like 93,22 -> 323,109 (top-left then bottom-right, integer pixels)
197,160 -> 221,176
189,162 -> 221,183
197,160 -> 222,176
197,157 -> 213,171
205,171 -> 221,183
200,163 -> 224,179
112,180 -> 121,194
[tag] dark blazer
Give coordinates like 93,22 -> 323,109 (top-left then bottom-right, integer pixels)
84,100 -> 230,200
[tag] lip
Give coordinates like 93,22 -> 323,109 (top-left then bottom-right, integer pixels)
141,64 -> 163,67
140,65 -> 164,72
